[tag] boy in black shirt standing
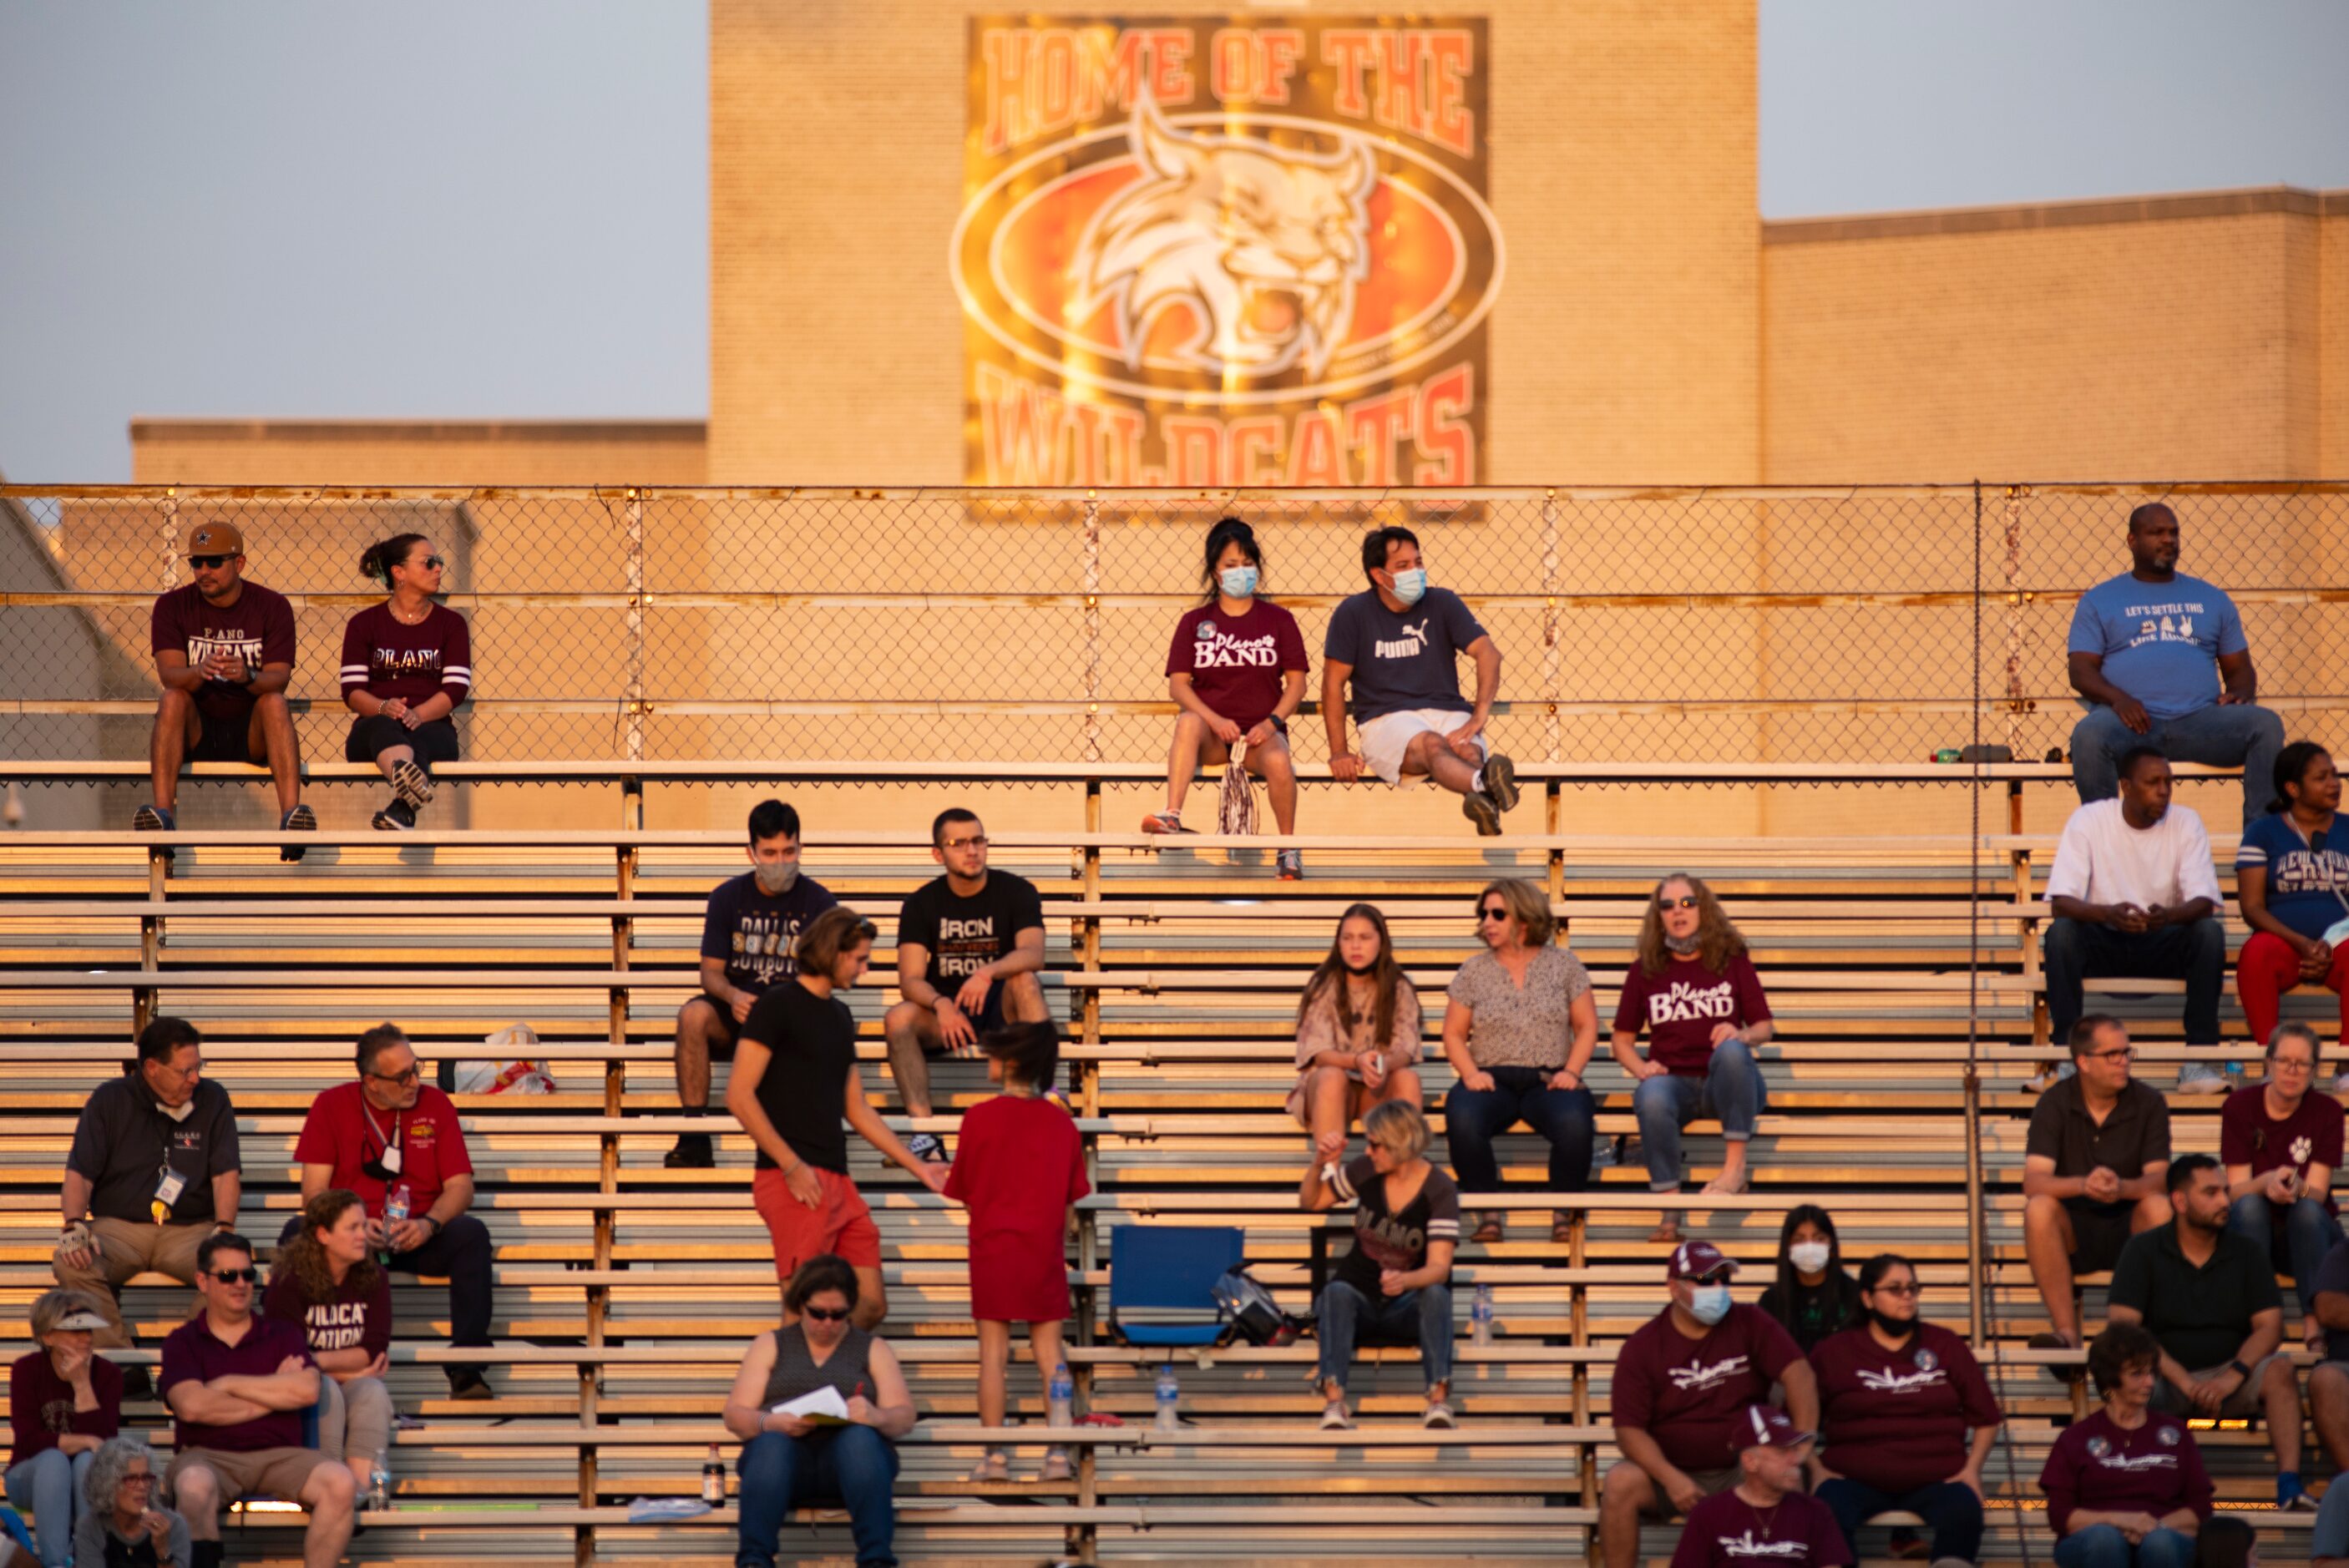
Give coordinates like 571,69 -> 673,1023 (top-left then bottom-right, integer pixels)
667,800 -> 837,1168
883,809 -> 1049,1156
729,907 -> 946,1331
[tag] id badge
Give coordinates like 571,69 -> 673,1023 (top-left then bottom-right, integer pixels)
153,1170 -> 186,1208
378,1146 -> 402,1176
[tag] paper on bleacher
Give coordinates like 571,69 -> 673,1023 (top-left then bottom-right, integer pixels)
772,1385 -> 850,1424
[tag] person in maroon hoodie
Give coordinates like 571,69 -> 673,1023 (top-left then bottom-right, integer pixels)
1810,1253 -> 2002,1566
1671,1405 -> 1851,1568
340,534 -> 471,832
1601,1241 -> 1819,1568
2038,1323 -> 2210,1568
8,1287 -> 119,1568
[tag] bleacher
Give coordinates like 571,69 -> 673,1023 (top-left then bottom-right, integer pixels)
0,760 -> 2331,1565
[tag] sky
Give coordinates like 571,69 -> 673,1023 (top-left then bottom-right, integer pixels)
3,1 -> 2346,483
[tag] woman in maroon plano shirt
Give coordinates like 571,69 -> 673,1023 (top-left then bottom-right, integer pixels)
263,1189 -> 394,1502
1611,874 -> 1774,1242
2038,1322 -> 2210,1568
1810,1254 -> 2001,1567
1145,516 -> 1309,878
340,534 -> 471,832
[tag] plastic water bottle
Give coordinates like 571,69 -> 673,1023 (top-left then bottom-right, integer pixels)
1047,1362 -> 1075,1428
1471,1284 -> 1495,1347
1154,1363 -> 1180,1430
368,1464 -> 390,1514
701,1444 -> 726,1505
384,1183 -> 412,1228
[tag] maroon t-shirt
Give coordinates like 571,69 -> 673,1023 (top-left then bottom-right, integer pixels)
149,582 -> 297,725
2219,1083 -> 2345,1218
1671,1486 -> 1852,1568
1812,1322 -> 2001,1493
264,1265 -> 394,1362
2038,1409 -> 2213,1536
1163,599 -> 1308,731
294,1083 -> 473,1220
340,602 -> 473,708
1614,953 -> 1774,1077
159,1313 -> 316,1454
8,1350 -> 121,1464
1612,1303 -> 1805,1474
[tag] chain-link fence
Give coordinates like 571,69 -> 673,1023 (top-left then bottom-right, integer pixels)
5,483 -> 2346,766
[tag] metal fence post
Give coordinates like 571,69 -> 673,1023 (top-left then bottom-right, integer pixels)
1542,489 -> 1561,762
2002,487 -> 2029,760
1081,493 -> 1103,763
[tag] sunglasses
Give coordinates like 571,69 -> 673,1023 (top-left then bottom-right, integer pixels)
800,1305 -> 851,1323
1658,896 -> 1698,911
207,1267 -> 259,1285
1476,906 -> 1508,922
187,554 -> 234,569
415,555 -> 446,571
367,1066 -> 422,1085
942,835 -> 989,851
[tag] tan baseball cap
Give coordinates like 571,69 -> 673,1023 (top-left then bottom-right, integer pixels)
184,521 -> 246,557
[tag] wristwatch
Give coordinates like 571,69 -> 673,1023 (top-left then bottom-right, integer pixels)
2228,1358 -> 2251,1380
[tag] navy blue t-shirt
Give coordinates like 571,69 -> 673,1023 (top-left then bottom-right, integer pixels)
2236,813 -> 2349,943
1323,585 -> 1487,723
699,873 -> 838,994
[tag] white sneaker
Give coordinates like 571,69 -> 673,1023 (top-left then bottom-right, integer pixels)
2175,1063 -> 2229,1095
1422,1399 -> 1455,1429
1319,1400 -> 1351,1430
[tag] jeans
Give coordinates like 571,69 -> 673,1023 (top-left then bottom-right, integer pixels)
2227,1190 -> 2343,1318
2071,701 -> 2285,831
1633,1039 -> 1768,1190
281,1211 -> 494,1381
2053,1522 -> 2195,1568
1314,1278 -> 1454,1395
5,1448 -> 94,1568
1815,1477 -> 1983,1565
736,1426 -> 899,1568
2042,916 -> 2225,1048
1443,1067 -> 1596,1193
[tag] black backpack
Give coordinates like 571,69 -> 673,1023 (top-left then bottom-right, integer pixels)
1211,1263 -> 1303,1347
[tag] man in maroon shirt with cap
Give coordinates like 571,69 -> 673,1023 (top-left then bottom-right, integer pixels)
140,520 -> 312,852
1671,1405 -> 1852,1568
1602,1241 -> 1820,1568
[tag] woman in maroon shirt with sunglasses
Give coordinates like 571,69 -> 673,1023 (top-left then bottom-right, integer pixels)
341,534 -> 471,832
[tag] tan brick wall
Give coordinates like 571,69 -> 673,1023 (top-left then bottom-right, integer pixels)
2325,209 -> 2349,477
709,1 -> 1759,484
1761,190 -> 2341,483
131,420 -> 706,487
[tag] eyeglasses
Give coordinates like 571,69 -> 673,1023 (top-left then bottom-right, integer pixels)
942,835 -> 989,851
367,1066 -> 422,1085
187,554 -> 234,569
2087,1046 -> 2137,1062
1872,1281 -> 1921,1297
117,1474 -> 156,1489
206,1267 -> 258,1285
154,1058 -> 205,1080
1658,896 -> 1698,911
800,1305 -> 850,1323
2273,1057 -> 2317,1073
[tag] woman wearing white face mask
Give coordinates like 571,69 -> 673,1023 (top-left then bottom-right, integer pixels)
1756,1206 -> 1861,1353
1148,516 -> 1309,878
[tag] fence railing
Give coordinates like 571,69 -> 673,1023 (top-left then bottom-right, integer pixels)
6,482 -> 2346,766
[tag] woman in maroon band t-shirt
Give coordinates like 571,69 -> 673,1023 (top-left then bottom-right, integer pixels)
341,534 -> 472,832
1611,874 -> 1774,1242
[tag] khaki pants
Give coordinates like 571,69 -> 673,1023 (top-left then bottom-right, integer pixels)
52,1218 -> 210,1348
317,1374 -> 393,1469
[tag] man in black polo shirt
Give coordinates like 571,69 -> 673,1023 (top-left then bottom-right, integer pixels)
2022,1015 -> 2170,1353
2107,1152 -> 2303,1505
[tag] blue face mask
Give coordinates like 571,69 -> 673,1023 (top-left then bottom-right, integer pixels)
1218,565 -> 1259,599
1687,1283 -> 1733,1326
1387,567 -> 1427,606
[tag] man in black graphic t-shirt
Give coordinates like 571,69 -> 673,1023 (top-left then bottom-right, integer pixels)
883,808 -> 1048,1153
667,801 -> 836,1169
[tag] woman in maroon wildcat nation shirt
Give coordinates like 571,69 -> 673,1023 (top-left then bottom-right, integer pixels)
341,534 -> 471,832
1612,874 -> 1774,1242
1810,1254 -> 2002,1567
2038,1323 -> 2210,1568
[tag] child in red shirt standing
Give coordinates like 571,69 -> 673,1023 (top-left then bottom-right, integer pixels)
944,1022 -> 1089,1484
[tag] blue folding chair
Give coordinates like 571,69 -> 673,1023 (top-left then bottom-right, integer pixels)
1107,1225 -> 1243,1348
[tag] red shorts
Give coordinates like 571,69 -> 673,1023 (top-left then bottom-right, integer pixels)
752,1164 -> 881,1277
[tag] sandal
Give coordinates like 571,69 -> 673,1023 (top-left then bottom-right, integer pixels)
1648,1219 -> 1683,1244
1470,1212 -> 1505,1245
968,1449 -> 1009,1484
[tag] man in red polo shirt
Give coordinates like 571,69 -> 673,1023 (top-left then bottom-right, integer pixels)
291,1024 -> 493,1399
161,1232 -> 354,1568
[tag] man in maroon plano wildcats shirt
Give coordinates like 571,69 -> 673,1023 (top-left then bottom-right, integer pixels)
140,520 -> 314,853
1671,1406 -> 1851,1568
1602,1241 -> 1818,1568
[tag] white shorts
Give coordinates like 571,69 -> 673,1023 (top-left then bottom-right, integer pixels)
1358,708 -> 1485,787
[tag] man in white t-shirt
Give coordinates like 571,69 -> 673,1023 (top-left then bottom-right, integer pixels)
2044,746 -> 2227,1091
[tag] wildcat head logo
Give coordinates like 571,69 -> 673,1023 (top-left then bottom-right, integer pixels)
1070,99 -> 1374,380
